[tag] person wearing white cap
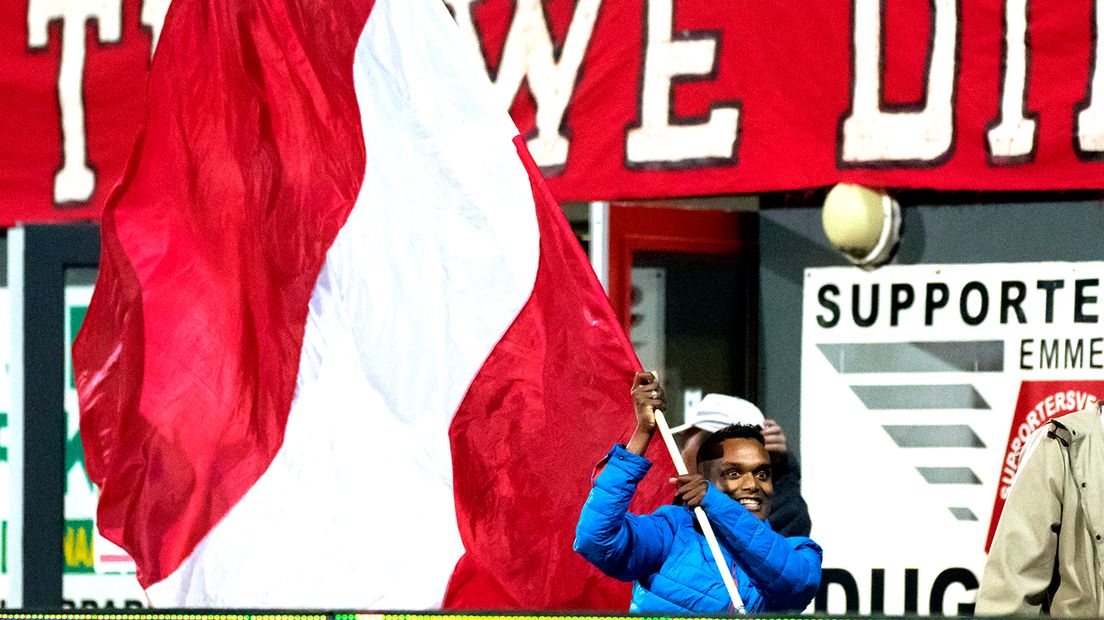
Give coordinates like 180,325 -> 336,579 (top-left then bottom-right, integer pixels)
673,394 -> 812,537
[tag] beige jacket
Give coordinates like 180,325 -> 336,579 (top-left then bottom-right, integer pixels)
977,404 -> 1104,616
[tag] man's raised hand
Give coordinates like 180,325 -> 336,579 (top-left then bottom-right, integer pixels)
631,371 -> 665,432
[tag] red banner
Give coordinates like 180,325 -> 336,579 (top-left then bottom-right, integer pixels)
5,0 -> 1104,225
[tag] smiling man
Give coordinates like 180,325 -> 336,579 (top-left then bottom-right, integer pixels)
695,425 -> 774,518
573,372 -> 823,614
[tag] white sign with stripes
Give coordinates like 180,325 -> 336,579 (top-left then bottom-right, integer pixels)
802,261 -> 1104,615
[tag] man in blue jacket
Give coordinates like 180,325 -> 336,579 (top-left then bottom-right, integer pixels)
574,372 -> 822,613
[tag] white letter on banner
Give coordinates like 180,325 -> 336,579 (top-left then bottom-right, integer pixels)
141,0 -> 171,57
446,0 -> 601,170
625,0 -> 739,166
986,0 -> 1037,162
840,0 -> 957,164
27,0 -> 122,204
1076,0 -> 1104,155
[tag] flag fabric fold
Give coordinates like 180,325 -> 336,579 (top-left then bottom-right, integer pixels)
74,0 -> 672,608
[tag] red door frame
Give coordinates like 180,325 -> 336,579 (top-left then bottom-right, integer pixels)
606,204 -> 758,334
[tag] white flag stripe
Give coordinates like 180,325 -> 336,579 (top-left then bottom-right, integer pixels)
146,0 -> 539,605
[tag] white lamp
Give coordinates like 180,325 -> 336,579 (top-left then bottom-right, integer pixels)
822,183 -> 901,269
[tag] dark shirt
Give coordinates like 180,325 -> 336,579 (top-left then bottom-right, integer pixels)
768,452 -> 812,537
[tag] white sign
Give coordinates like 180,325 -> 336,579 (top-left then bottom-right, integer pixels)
802,262 -> 1104,615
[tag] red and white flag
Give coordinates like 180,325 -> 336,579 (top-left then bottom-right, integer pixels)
73,0 -> 672,609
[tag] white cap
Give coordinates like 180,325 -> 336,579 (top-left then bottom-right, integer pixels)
670,393 -> 765,434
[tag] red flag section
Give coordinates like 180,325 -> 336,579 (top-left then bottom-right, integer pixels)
73,0 -> 374,586
444,137 -> 674,609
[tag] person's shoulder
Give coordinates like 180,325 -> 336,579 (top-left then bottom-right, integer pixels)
1005,408 -> 1096,477
1050,403 -> 1102,441
783,535 -> 824,556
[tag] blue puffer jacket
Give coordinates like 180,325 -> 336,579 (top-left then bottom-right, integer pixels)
574,445 -> 822,613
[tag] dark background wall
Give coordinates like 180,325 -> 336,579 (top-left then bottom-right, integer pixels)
759,199 -> 1104,457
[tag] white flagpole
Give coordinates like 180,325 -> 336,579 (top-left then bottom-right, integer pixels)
653,408 -> 746,614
